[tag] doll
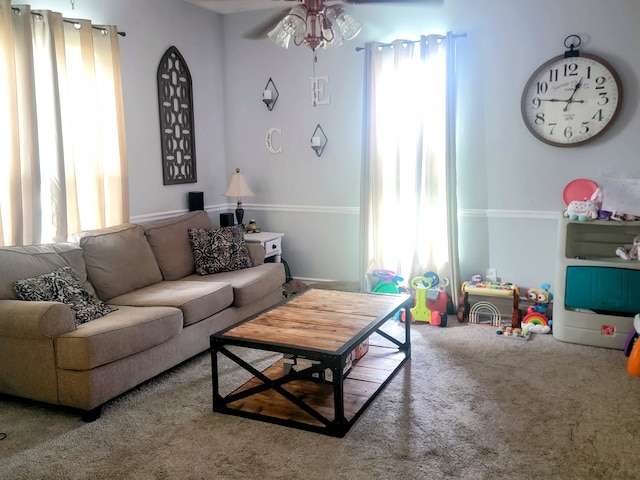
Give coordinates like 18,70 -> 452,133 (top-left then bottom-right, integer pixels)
615,235 -> 640,261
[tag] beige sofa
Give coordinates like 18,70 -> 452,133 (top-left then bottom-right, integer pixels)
0,211 -> 285,420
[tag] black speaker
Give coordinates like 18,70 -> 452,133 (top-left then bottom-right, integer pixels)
188,192 -> 204,211
220,213 -> 235,227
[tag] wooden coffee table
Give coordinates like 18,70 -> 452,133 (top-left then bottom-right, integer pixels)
210,288 -> 412,437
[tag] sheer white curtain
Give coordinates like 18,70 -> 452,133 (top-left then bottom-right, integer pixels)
0,1 -> 128,246
360,33 -> 461,304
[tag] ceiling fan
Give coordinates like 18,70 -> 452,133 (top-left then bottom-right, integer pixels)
246,0 -> 429,52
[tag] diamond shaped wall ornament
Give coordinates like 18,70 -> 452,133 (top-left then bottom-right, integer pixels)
310,124 -> 327,157
262,78 -> 279,111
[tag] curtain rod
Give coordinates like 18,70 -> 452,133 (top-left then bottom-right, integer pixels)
355,32 -> 466,52
11,6 -> 126,37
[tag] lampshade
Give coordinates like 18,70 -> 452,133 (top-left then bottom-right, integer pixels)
224,168 -> 255,200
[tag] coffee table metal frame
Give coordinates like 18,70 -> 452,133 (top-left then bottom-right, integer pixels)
210,290 -> 412,437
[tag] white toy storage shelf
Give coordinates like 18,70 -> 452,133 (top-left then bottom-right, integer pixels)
554,216 -> 640,349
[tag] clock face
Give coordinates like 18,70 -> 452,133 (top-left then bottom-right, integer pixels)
521,53 -> 622,147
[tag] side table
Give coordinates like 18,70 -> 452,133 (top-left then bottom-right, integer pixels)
244,231 -> 284,263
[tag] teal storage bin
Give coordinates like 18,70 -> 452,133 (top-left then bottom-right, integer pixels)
565,266 -> 640,314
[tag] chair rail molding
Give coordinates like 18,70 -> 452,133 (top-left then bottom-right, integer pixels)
131,206 -> 558,224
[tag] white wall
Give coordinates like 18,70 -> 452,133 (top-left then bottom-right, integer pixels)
16,0 -> 640,293
221,0 -> 640,291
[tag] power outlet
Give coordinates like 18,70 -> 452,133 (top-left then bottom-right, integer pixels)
486,268 -> 497,282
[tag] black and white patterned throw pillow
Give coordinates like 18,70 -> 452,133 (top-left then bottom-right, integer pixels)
14,266 -> 117,325
188,227 -> 253,275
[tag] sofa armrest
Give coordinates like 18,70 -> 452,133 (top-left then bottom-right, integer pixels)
0,299 -> 76,338
247,244 -> 266,266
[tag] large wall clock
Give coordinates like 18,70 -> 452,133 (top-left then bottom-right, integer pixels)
521,37 -> 622,147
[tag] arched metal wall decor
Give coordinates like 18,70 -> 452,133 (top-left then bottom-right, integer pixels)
157,46 -> 197,185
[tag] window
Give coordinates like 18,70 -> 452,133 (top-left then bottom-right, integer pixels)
0,3 -> 127,246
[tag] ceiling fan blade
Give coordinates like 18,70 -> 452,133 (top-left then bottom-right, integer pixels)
243,7 -> 291,40
344,0 -> 434,3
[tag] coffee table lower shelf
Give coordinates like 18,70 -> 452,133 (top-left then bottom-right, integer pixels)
214,343 -> 408,437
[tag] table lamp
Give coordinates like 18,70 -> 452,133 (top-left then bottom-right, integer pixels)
223,168 -> 254,227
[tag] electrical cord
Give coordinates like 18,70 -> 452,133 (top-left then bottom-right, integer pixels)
0,432 -> 7,441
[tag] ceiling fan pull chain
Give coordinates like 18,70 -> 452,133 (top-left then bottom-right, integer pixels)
312,50 -> 317,107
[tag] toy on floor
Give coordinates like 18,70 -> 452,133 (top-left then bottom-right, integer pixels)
625,314 -> 640,377
470,301 -> 502,327
410,276 -> 434,323
615,235 -> 640,261
424,272 -> 450,313
371,269 -> 404,293
521,283 -> 552,333
408,273 -> 449,326
496,325 -> 531,340
458,280 -> 521,328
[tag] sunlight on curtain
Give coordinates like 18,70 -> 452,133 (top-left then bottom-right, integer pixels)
0,0 -> 127,246
360,34 -> 460,297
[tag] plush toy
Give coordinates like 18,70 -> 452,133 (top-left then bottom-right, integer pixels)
615,235 -> 640,261
525,283 -> 553,316
564,200 -> 599,221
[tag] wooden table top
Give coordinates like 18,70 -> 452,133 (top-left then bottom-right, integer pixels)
218,289 -> 410,353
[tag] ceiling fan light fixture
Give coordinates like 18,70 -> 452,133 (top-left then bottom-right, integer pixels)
267,23 -> 293,48
281,6 -> 307,36
334,10 -> 362,41
267,6 -> 303,48
319,7 -> 342,49
267,1 -> 362,53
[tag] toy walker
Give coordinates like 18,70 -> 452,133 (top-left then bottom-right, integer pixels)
410,276 -> 434,323
409,273 -> 449,326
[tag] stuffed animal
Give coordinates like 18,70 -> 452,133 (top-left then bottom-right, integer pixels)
525,283 -> 553,316
564,200 -> 599,221
615,235 -> 640,261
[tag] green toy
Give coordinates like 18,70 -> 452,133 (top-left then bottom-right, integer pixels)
410,276 -> 433,322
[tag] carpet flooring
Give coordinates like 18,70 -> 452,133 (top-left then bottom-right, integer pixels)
1,319 -> 639,479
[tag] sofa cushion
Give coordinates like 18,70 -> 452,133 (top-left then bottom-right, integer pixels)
72,224 -> 163,301
188,227 -> 252,275
0,243 -> 88,300
108,280 -> 233,327
13,266 -> 117,325
246,243 -> 266,266
185,262 -> 286,308
143,211 -> 215,281
55,305 -> 183,370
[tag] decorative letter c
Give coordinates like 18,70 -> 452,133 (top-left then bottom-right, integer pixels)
265,127 -> 283,154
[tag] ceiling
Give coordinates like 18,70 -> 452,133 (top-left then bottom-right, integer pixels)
182,0 -> 307,14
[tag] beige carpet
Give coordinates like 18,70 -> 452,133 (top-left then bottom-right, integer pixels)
1,319 -> 639,479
